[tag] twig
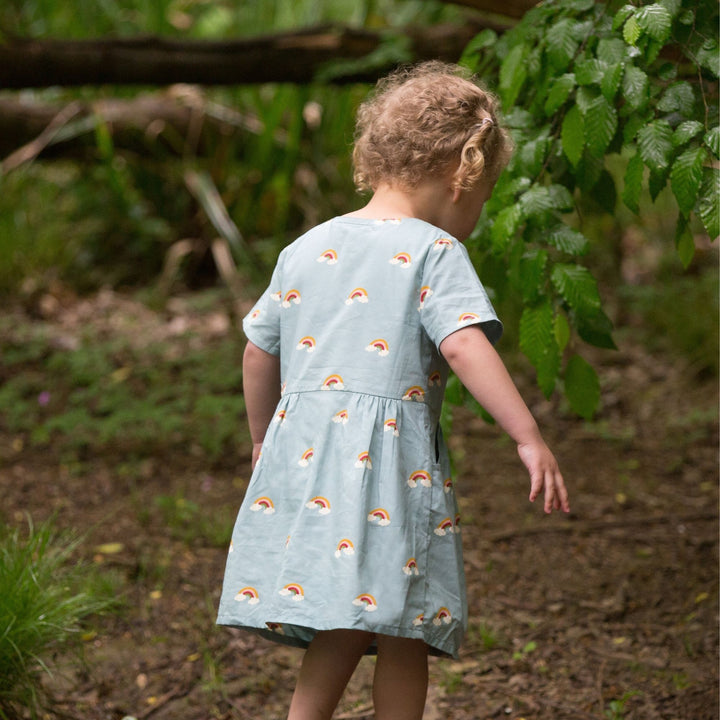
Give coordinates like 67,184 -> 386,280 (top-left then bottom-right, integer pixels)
596,658 -> 606,717
489,511 -> 717,542
2,101 -> 82,173
137,684 -> 193,719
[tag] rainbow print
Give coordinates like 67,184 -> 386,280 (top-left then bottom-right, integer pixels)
273,409 -> 287,425
296,336 -> 316,352
403,558 -> 419,576
352,593 -> 378,612
354,451 -> 373,469
305,496 -> 331,515
412,613 -> 424,626
228,540 -> 234,553
270,290 -> 281,302
266,622 -> 285,634
444,478 -> 453,494
321,374 -> 344,390
332,409 -> 349,425
389,252 -> 412,267
434,517 -> 455,536
250,496 -> 275,515
298,447 -> 314,467
249,309 -> 261,322
364,338 -> 389,356
407,470 -> 432,488
345,287 -> 369,305
234,586 -> 260,605
402,386 -> 425,402
428,370 -> 442,386
457,311 -> 480,326
383,418 -> 399,436
367,507 -> 391,526
454,514 -> 462,533
316,248 -> 338,265
418,285 -> 434,310
433,607 -> 453,626
282,289 -> 302,307
433,237 -> 454,250
334,538 -> 355,558
279,583 -> 305,601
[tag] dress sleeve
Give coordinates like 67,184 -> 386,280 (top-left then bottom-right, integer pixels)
419,238 -> 503,349
242,251 -> 285,356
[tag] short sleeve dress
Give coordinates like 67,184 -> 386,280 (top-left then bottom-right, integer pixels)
217,216 -> 502,659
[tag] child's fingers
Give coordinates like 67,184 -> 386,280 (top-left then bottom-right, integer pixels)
529,468 -> 570,514
548,470 -> 570,513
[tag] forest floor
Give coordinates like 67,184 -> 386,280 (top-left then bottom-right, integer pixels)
1,289 -> 717,720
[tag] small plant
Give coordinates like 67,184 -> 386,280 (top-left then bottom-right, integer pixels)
604,690 -> 641,720
0,517 -> 119,719
470,621 -> 500,651
439,664 -> 464,695
512,639 -> 538,661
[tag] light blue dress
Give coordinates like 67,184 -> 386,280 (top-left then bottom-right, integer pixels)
217,216 -> 502,658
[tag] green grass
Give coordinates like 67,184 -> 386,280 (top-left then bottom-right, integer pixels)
0,308 -> 247,464
0,518 -> 121,720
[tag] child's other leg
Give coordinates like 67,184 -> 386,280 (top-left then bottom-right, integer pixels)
373,635 -> 428,720
287,629 -> 373,720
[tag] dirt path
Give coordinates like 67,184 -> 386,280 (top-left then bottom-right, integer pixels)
1,293 -> 717,720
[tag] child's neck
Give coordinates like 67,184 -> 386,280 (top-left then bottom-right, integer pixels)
345,183 -> 449,226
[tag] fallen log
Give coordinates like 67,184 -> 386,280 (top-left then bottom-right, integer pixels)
0,21 -> 503,89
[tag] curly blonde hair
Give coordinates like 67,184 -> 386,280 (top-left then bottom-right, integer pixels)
353,61 -> 512,193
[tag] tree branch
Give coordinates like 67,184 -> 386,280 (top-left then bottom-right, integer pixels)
0,91 -> 262,164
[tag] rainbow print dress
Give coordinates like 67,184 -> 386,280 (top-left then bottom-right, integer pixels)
217,216 -> 502,659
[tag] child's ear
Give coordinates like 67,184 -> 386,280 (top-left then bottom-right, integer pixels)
452,186 -> 462,204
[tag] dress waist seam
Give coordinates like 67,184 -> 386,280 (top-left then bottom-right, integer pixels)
282,388 -> 418,403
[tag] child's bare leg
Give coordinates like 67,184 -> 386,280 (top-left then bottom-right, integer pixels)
287,629 -> 373,720
373,635 -> 429,720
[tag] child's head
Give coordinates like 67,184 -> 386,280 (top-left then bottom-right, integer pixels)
353,61 -> 512,195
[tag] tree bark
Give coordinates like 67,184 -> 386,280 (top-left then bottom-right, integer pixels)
0,21 -> 504,89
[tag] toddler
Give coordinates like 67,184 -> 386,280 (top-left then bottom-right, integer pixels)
217,61 -> 569,720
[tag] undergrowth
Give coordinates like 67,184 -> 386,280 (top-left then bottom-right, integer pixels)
0,307 -> 247,465
0,518 -> 121,720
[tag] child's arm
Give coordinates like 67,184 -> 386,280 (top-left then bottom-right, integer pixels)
440,326 -> 570,514
243,341 -> 282,469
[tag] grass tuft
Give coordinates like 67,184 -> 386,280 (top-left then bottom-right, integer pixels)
0,517 -> 119,719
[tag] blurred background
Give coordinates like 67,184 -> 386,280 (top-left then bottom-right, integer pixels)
0,2 -> 717,719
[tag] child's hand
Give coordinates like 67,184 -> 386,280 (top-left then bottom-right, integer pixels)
517,441 -> 569,514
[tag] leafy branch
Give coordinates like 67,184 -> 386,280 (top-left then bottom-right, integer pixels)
462,0 -> 718,418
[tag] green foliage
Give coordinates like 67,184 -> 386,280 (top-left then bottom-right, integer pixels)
0,518 -> 119,720
604,690 -> 641,720
1,1 -> 460,295
463,0 -> 718,416
0,302 -> 246,463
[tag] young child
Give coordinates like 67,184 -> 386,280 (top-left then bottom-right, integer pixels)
217,61 -> 569,720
